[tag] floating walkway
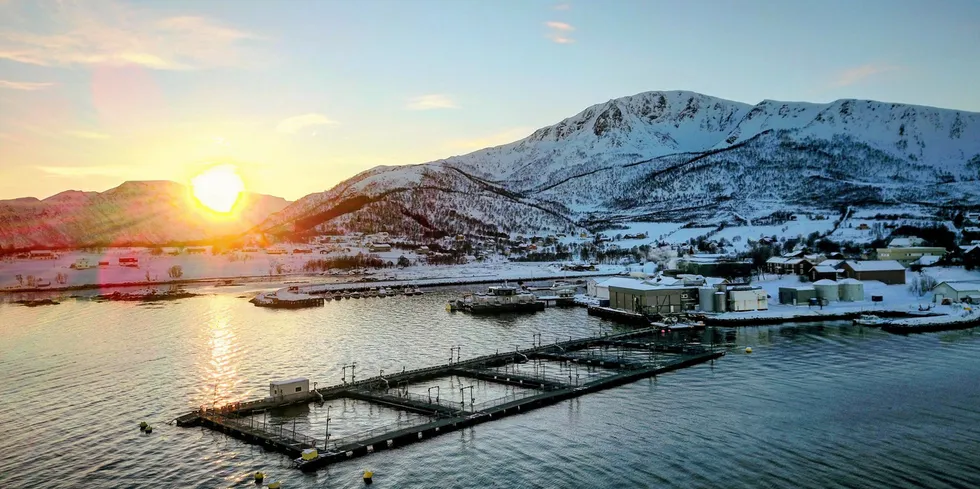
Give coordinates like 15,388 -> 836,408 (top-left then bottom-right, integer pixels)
176,327 -> 723,471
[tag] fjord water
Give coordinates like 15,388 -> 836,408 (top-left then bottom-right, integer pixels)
2,287 -> 979,489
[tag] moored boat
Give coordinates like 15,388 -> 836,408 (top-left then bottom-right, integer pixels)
448,285 -> 544,314
853,314 -> 884,326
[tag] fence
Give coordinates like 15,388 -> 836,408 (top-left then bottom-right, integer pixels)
205,412 -> 319,450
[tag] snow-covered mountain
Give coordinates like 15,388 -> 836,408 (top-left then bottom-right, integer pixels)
259,90 -> 980,238
0,181 -> 289,249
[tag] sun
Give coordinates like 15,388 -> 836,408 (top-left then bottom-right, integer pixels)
191,165 -> 245,213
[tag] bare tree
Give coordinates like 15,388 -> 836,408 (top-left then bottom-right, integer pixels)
168,265 -> 183,279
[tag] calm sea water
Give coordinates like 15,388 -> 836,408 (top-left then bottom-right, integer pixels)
2,284 -> 979,488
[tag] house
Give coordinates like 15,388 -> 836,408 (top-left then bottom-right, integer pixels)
809,265 -> 841,282
269,378 -> 310,402
607,279 -> 698,315
292,248 -> 313,254
856,223 -> 870,230
783,258 -> 814,276
71,258 -> 91,270
876,246 -> 947,265
416,246 -> 430,255
186,247 -> 207,254
368,243 -> 392,253
765,257 -> 788,274
932,281 -> 980,304
29,250 -> 55,259
838,260 -> 905,285
118,257 -> 139,267
266,248 -> 287,255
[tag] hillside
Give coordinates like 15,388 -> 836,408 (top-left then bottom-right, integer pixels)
258,90 -> 980,238
0,181 -> 289,249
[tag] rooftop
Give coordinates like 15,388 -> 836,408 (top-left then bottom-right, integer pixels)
844,260 -> 906,272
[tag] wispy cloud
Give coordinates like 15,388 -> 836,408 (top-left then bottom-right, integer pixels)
545,21 -> 575,44
405,94 -> 459,110
553,3 -> 571,10
445,127 -> 534,152
65,130 -> 110,140
37,165 -> 132,177
0,1 -> 262,70
831,64 -> 900,88
276,113 -> 338,134
0,79 -> 55,90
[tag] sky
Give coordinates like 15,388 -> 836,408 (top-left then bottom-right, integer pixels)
1,0 -> 979,202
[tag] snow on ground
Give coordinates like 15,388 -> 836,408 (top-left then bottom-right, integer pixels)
0,248 -> 623,291
712,216 -> 838,252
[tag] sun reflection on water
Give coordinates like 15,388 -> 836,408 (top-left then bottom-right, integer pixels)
194,311 -> 249,408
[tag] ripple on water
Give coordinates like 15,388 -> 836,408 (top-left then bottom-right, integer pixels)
2,292 -> 980,488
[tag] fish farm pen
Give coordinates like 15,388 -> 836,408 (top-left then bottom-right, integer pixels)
175,327 -> 725,471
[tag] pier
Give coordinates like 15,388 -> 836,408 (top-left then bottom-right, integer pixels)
176,327 -> 724,471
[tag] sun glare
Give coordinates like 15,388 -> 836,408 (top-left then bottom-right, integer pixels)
191,165 -> 245,213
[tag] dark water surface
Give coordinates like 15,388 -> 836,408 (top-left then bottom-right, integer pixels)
2,287 -> 979,488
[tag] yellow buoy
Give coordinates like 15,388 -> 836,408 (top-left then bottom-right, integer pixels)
254,471 -> 265,483
139,421 -> 148,431
445,303 -> 451,312
268,481 -> 281,489
363,469 -> 374,484
745,347 -> 753,354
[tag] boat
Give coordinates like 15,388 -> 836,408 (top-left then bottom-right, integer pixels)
853,314 -> 884,326
447,285 -> 544,314
35,279 -> 51,288
525,281 -> 573,292
350,291 -> 361,299
378,287 -> 388,297
366,288 -> 378,298
412,286 -> 423,295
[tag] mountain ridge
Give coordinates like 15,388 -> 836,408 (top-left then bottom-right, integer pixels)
256,90 -> 980,238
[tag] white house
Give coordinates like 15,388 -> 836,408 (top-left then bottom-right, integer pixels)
888,237 -> 925,247
932,281 -> 980,303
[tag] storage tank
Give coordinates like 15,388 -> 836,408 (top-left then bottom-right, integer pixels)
713,292 -> 726,312
813,279 -> 840,302
699,286 -> 715,312
838,278 -> 864,302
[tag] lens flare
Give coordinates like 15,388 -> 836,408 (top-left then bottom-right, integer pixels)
191,165 -> 244,213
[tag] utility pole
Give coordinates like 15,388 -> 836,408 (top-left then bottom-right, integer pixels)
459,385 -> 474,411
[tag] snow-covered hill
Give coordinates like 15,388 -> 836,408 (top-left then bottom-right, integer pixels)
0,181 -> 289,249
258,90 -> 980,238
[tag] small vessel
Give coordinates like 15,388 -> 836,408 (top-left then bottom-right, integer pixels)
412,286 -> 423,295
853,314 -> 884,326
366,288 -> 378,298
448,285 -> 544,314
350,291 -> 361,299
35,279 -> 51,288
378,287 -> 388,297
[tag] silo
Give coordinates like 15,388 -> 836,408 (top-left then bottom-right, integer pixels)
713,292 -> 726,312
813,279 -> 840,302
838,278 -> 864,302
699,286 -> 715,312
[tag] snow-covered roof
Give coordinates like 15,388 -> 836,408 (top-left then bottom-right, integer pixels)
913,255 -> 942,266
270,378 -> 308,385
812,265 -> 838,273
705,277 -> 729,286
844,260 -> 905,272
888,237 -> 924,247
934,281 -> 980,292
601,277 -> 660,290
779,286 -> 815,291
766,257 -> 788,264
960,245 -> 980,254
838,278 -> 862,285
784,258 -> 807,265
813,279 -> 838,285
818,259 -> 844,268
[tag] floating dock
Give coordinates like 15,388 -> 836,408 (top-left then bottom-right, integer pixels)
176,327 -> 723,471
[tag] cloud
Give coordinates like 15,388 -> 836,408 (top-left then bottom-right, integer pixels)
37,165 -> 132,177
276,113 -> 338,134
65,130 -> 110,140
545,21 -> 575,44
831,64 -> 900,88
0,79 -> 54,90
0,1 -> 262,70
445,127 -> 534,152
553,3 -> 571,10
405,94 -> 459,110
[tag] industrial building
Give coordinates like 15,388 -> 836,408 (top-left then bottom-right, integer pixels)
678,255 -> 753,278
607,281 -> 699,315
779,286 -> 816,305
726,286 -> 768,311
932,281 -> 980,304
838,260 -> 906,285
876,246 -> 947,265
